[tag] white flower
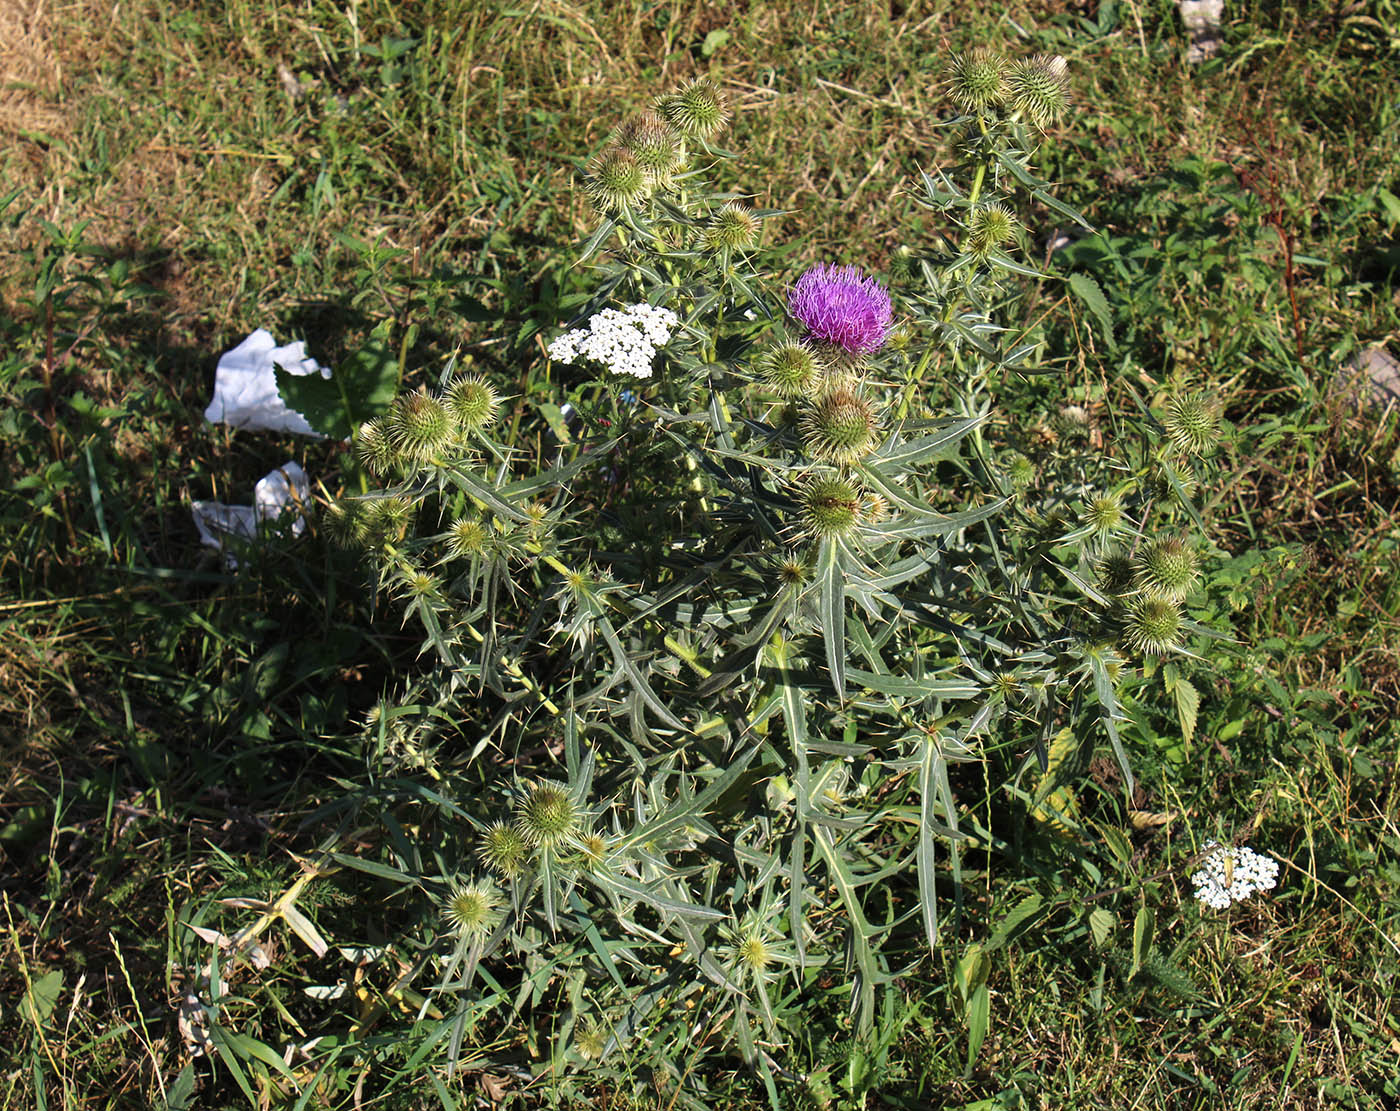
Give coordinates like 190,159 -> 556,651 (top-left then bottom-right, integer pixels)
547,302 -> 680,379
1190,841 -> 1280,910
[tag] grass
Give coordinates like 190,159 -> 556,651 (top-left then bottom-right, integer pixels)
2,0 -> 1399,1107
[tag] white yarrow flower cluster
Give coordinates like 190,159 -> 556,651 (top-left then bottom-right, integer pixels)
547,303 -> 680,379
1190,842 -> 1280,910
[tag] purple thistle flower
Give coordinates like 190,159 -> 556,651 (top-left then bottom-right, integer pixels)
787,264 -> 893,354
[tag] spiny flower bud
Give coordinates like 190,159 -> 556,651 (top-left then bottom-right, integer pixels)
364,494 -> 413,543
397,567 -> 440,600
585,146 -> 650,213
1163,392 -> 1221,457
1008,54 -> 1070,129
443,880 -> 500,940
445,516 -> 489,560
733,932 -> 772,976
655,75 -> 729,141
703,201 -> 759,251
966,203 -> 1020,258
574,1020 -> 608,1062
1154,459 -> 1199,503
1082,492 -> 1124,541
948,48 -> 1008,112
479,821 -> 528,878
1134,536 -> 1200,603
756,341 -> 820,399
1006,451 -> 1036,492
444,375 -> 500,433
515,782 -> 579,850
355,418 -> 396,478
324,499 -> 366,547
1096,550 -> 1136,595
388,391 -> 453,465
801,387 -> 880,466
1123,597 -> 1183,656
799,475 -> 863,539
611,110 -> 685,185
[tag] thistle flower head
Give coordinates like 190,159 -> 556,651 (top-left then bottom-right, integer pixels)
654,75 -> 729,140
799,475 -> 863,539
734,933 -> 772,975
1154,459 -> 1199,503
398,567 -> 440,600
1008,54 -> 1071,129
1005,452 -> 1036,492
800,386 -> 880,466
1163,392 -> 1221,457
1135,536 -> 1200,603
445,516 -> 489,560
324,499 -> 366,547
574,1020 -> 608,1062
364,495 -> 413,543
966,203 -> 1020,257
756,340 -> 821,399
479,821 -> 529,878
1096,550 -> 1136,595
1082,492 -> 1124,541
611,110 -> 684,184
1123,597 -> 1183,656
703,201 -> 759,251
515,782 -> 579,850
355,418 -> 396,478
948,48 -> 1008,112
577,830 -> 610,871
584,146 -> 650,213
388,391 -> 453,465
788,264 -> 893,354
444,375 -> 500,433
443,880 -> 501,940
776,554 -> 810,587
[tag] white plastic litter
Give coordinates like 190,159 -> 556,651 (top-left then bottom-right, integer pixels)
191,462 -> 310,567
204,329 -> 329,436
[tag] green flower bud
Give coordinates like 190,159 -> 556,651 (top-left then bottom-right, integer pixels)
444,375 -> 500,433
355,418 -> 396,478
703,201 -> 759,251
1008,54 -> 1070,129
1096,550 -> 1136,595
611,110 -> 685,185
799,475 -> 863,539
445,516 -> 489,560
443,880 -> 500,940
1134,536 -> 1200,603
948,48 -> 1008,112
1122,597 -> 1183,656
801,386 -> 880,466
364,494 -> 413,543
479,821 -> 528,878
1006,451 -> 1036,492
574,1020 -> 608,1062
756,340 -> 820,399
388,391 -> 453,465
966,203 -> 1020,258
1082,492 -> 1124,541
324,499 -> 367,547
585,146 -> 651,213
654,75 -> 729,140
515,782 -> 579,850
1163,392 -> 1221,457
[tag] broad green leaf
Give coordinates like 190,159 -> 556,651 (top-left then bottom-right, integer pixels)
986,893 -> 1045,951
1130,904 -> 1155,981
1067,271 -> 1115,348
274,320 -> 399,438
1088,907 -> 1114,948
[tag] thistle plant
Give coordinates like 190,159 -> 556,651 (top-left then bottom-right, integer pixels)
308,57 -> 1228,1096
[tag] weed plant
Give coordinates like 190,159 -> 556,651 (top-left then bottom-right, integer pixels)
178,55 -> 1237,1101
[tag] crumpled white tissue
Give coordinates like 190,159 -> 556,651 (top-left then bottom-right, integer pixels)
192,462 -> 310,567
204,329 -> 329,436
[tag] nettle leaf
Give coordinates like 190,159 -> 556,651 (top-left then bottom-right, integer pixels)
1067,271 -> 1115,349
274,320 -> 399,438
